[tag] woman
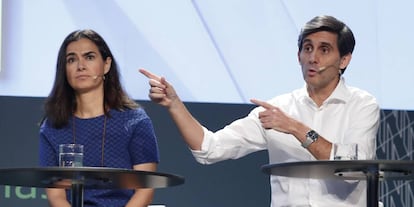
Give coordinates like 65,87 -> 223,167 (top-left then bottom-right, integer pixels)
39,29 -> 159,207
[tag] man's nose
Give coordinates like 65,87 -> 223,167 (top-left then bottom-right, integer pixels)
308,51 -> 318,64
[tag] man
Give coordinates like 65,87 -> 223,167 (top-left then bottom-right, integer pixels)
140,15 -> 379,206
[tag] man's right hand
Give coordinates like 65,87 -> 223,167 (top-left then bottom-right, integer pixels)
139,68 -> 204,150
139,68 -> 179,108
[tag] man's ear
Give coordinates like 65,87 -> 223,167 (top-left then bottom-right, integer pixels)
339,53 -> 352,70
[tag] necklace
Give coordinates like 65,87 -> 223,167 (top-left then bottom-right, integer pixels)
72,115 -> 107,166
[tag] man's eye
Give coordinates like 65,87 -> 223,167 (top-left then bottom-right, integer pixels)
322,48 -> 329,53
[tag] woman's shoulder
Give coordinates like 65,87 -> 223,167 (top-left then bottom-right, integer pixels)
110,107 -> 149,120
39,118 -> 56,131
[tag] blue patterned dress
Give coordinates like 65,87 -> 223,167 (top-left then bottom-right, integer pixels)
39,108 -> 160,206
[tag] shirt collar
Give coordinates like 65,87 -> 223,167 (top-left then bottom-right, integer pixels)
299,77 -> 350,105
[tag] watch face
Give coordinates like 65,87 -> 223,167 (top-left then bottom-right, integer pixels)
307,130 -> 318,140
302,130 -> 319,148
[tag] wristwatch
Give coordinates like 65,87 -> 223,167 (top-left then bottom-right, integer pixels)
301,129 -> 319,148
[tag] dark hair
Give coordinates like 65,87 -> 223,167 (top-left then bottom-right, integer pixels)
43,29 -> 138,128
297,15 -> 355,74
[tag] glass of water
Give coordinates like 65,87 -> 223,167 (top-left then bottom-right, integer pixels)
333,143 -> 358,160
59,144 -> 83,167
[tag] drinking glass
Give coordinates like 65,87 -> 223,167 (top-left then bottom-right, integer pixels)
59,144 -> 83,167
333,143 -> 358,160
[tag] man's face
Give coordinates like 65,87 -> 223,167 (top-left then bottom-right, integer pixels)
298,31 -> 351,90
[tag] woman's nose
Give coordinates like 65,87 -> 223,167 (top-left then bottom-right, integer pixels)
77,59 -> 86,71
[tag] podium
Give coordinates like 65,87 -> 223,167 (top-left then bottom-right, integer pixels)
0,167 -> 185,207
262,160 -> 414,207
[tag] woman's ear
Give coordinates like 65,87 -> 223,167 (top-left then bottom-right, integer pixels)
104,57 -> 112,74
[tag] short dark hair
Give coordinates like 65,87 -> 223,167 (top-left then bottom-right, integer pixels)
298,15 -> 355,74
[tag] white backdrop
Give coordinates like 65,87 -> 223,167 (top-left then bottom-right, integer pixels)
0,0 -> 413,110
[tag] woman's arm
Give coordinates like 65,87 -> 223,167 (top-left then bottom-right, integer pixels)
46,188 -> 71,207
125,162 -> 157,207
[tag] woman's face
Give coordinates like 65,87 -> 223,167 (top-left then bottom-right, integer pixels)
65,38 -> 111,94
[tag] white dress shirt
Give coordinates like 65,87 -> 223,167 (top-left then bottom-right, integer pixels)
191,78 -> 380,207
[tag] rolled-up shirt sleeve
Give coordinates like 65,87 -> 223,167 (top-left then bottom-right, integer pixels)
191,113 -> 267,165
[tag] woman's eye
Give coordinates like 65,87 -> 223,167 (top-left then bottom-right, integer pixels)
66,58 -> 74,63
86,55 -> 95,60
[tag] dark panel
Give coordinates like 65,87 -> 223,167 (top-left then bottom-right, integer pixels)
377,110 -> 414,206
